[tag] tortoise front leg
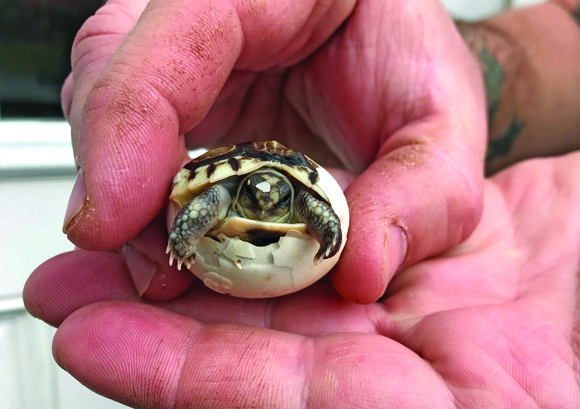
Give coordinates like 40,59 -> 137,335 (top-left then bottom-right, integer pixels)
295,190 -> 342,264
167,184 -> 231,270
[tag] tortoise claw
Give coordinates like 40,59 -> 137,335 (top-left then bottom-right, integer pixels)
184,257 -> 193,271
171,256 -> 190,271
296,190 -> 342,263
313,230 -> 341,265
167,242 -> 194,270
168,249 -> 195,271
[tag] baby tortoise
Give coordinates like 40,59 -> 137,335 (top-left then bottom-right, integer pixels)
166,141 -> 343,270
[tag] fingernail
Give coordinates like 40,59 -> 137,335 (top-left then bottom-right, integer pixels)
385,225 -> 407,280
121,245 -> 158,297
63,170 -> 87,233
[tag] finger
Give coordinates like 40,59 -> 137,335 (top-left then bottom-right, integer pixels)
334,121 -> 485,303
318,0 -> 487,303
157,282 -> 386,336
122,213 -> 195,301
334,122 -> 485,303
64,0 -> 355,250
23,250 -> 140,327
24,219 -> 195,328
24,248 -> 385,335
53,302 -> 452,408
25,221 -> 194,329
63,0 -> 235,249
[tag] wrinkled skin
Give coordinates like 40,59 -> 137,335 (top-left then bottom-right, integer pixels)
60,0 -> 485,303
25,152 -> 580,407
30,0 -> 580,406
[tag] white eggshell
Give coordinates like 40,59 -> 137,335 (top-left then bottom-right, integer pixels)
168,165 -> 349,298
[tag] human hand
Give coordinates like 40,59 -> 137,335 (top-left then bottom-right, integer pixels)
61,0 -> 486,303
25,152 -> 580,407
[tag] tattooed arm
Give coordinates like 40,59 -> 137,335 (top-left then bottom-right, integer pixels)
458,0 -> 580,174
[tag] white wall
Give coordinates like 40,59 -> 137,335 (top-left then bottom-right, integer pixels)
442,0 -> 545,19
0,1 -> 546,408
0,122 -> 128,408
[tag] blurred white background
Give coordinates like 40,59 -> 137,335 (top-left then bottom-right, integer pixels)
0,0 -> 546,408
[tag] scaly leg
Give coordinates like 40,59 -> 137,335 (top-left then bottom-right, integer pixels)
167,184 -> 231,270
295,190 -> 342,264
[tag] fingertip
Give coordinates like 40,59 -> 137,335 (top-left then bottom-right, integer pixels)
24,250 -> 139,327
63,127 -> 182,250
333,223 -> 408,303
52,301 -> 200,408
123,214 -> 194,301
332,220 -> 390,304
122,243 -> 195,301
61,73 -> 74,121
143,267 -> 196,301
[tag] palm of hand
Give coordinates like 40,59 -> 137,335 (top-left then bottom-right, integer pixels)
163,156 -> 578,407
26,154 -> 580,408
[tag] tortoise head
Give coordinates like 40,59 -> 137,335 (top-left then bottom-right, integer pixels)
235,169 -> 293,222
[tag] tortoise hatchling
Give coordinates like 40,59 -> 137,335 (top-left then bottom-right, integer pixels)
166,140 -> 349,298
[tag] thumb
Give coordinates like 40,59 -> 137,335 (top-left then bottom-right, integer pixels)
333,117 -> 485,303
62,0 -> 244,250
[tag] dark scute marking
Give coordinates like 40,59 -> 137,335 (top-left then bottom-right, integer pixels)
245,229 -> 283,246
206,162 -> 216,178
309,170 -> 319,185
228,157 -> 240,171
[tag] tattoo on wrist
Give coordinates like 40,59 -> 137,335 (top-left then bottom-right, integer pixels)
479,47 -> 502,122
479,47 -> 525,163
456,22 -> 526,165
485,115 -> 525,162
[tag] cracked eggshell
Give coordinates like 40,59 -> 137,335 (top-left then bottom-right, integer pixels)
167,166 -> 349,298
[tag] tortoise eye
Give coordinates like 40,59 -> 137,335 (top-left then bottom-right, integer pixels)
277,194 -> 290,208
277,185 -> 291,208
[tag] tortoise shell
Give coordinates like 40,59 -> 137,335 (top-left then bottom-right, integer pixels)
170,141 -> 328,207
